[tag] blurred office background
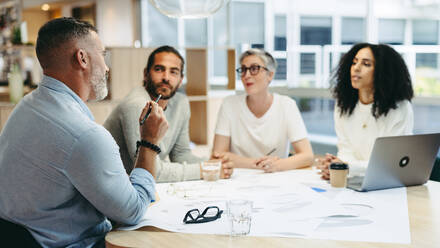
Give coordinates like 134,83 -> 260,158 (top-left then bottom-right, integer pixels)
1,0 -> 440,154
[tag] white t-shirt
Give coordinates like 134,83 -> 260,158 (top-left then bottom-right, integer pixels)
334,100 -> 413,176
215,93 -> 308,158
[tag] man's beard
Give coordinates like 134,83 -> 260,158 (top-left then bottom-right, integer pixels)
144,76 -> 178,100
90,70 -> 108,101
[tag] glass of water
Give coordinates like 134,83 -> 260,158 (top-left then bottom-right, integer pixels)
227,199 -> 253,236
201,160 -> 221,181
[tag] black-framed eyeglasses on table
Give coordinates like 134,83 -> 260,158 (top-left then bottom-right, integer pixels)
183,206 -> 223,224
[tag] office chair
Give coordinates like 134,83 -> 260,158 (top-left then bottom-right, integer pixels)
430,156 -> 440,182
0,218 -> 42,248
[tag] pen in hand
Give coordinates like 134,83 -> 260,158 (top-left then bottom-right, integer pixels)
257,148 -> 277,169
266,148 -> 276,156
140,94 -> 162,125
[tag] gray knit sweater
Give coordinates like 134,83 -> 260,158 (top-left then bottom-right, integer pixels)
104,86 -> 203,182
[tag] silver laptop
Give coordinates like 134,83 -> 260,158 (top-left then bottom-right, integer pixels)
347,133 -> 440,192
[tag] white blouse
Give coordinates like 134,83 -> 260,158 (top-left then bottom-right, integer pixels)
334,100 -> 413,176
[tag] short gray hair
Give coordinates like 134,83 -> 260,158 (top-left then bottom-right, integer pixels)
36,17 -> 97,69
239,49 -> 277,73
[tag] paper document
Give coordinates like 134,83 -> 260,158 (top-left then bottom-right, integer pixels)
119,169 -> 410,244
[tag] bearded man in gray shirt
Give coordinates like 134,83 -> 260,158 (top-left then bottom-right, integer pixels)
104,46 -> 233,182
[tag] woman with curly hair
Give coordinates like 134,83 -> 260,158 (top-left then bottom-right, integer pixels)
318,43 -> 414,179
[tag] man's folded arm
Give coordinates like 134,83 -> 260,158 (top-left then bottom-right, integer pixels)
66,127 -> 155,225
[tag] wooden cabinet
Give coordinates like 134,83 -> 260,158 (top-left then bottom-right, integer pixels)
107,47 -> 155,101
188,94 -> 231,146
185,48 -> 236,145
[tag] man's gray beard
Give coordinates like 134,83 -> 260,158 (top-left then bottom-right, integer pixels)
90,71 -> 108,101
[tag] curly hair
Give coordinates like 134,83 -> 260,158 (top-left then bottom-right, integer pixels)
332,43 -> 413,118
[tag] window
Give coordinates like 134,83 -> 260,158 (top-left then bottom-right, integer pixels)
274,15 -> 287,51
231,2 -> 265,47
378,19 -> 405,45
212,2 -> 265,83
300,17 -> 332,45
300,17 -> 332,76
414,105 -> 440,133
300,54 -> 315,74
413,20 -> 438,45
297,97 -> 335,136
416,54 -> 438,68
185,19 -> 207,47
412,20 -> 440,96
213,5 -> 228,78
143,1 -> 178,46
341,17 -> 364,44
230,1 -> 265,87
274,58 -> 287,80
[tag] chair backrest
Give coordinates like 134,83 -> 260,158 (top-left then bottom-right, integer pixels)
430,156 -> 440,182
0,218 -> 42,248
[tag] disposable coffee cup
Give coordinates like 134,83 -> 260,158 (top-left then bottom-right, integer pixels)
330,163 -> 349,188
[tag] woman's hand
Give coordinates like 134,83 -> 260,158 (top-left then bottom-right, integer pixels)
316,153 -> 343,180
255,156 -> 280,173
211,151 -> 234,179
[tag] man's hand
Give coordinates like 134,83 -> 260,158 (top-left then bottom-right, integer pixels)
212,152 -> 234,179
135,101 -> 168,178
139,101 -> 168,144
255,156 -> 280,173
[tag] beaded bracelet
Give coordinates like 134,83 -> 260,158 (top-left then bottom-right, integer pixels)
136,140 -> 161,155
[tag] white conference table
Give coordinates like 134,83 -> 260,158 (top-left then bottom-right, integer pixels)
106,168 -> 440,248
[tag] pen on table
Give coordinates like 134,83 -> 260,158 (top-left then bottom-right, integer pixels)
266,148 -> 276,156
140,94 -> 162,125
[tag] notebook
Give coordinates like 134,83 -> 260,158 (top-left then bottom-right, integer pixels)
347,133 -> 440,192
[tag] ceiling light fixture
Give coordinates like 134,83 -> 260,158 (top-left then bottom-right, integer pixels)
149,0 -> 229,19
41,4 -> 50,11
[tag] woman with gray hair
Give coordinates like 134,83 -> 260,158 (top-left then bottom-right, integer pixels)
212,49 -> 314,173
